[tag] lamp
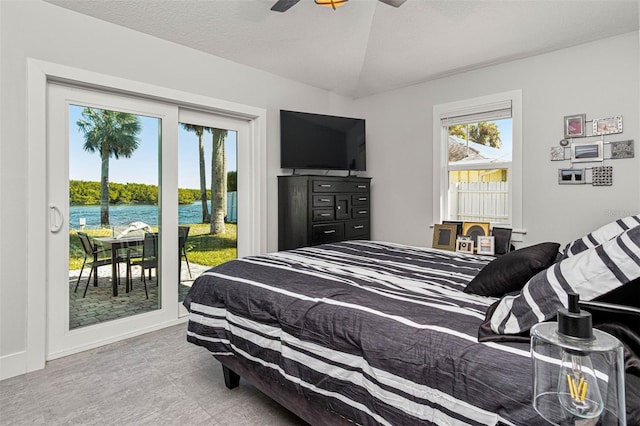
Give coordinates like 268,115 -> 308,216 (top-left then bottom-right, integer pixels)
531,293 -> 626,425
314,0 -> 348,10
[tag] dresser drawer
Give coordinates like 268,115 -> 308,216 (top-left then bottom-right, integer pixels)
312,195 -> 334,207
345,220 -> 369,238
312,209 -> 335,222
352,207 -> 369,218
312,223 -> 345,244
312,179 -> 370,193
352,194 -> 369,205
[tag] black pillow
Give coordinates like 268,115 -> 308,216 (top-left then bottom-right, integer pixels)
463,242 -> 560,297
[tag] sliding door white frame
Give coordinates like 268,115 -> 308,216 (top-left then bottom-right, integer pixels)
25,58 -> 267,374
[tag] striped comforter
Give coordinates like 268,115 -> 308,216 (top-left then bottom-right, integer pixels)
185,241 -> 545,425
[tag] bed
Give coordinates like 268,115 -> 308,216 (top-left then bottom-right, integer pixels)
184,230 -> 640,425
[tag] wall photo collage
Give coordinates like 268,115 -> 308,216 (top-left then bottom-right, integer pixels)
552,114 -> 633,186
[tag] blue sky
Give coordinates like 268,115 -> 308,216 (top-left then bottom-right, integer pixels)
69,105 -> 237,189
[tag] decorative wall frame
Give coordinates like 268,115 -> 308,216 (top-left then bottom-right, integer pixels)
432,224 -> 458,251
610,140 -> 634,159
476,236 -> 495,256
571,140 -> 603,163
550,146 -> 565,161
564,114 -> 586,138
593,116 -> 623,135
456,238 -> 474,254
592,166 -> 613,186
558,168 -> 586,184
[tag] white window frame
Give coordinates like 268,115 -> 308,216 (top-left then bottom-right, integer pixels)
432,90 -> 524,240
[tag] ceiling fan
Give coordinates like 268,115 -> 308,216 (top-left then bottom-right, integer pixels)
271,0 -> 407,13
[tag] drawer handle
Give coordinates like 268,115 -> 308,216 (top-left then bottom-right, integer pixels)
319,213 -> 331,217
353,225 -> 364,230
319,198 -> 331,202
319,184 -> 332,188
358,210 -> 367,214
323,230 -> 336,234
357,185 -> 367,188
358,197 -> 367,201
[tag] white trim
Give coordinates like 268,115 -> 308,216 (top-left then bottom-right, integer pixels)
432,90 -> 523,240
22,58 -> 267,379
0,351 -> 27,381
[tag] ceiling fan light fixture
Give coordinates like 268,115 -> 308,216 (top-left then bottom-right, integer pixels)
314,0 -> 348,10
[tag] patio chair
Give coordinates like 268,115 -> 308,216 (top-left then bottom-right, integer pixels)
75,232 -> 123,298
178,226 -> 192,279
126,232 -> 158,299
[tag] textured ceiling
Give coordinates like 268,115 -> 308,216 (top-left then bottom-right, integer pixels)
47,0 -> 640,99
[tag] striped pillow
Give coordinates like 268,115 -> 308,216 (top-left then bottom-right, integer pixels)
490,225 -> 640,335
563,214 -> 640,257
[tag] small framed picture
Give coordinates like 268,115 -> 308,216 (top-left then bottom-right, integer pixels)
564,114 -> 586,138
593,116 -> 622,135
491,227 -> 513,255
610,140 -> 634,159
592,166 -> 613,186
558,168 -> 586,184
456,238 -> 474,254
432,224 -> 458,251
571,140 -> 603,163
550,146 -> 565,161
476,236 -> 495,256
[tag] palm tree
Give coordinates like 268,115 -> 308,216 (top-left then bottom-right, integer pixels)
181,123 -> 210,223
210,128 -> 228,234
76,108 -> 141,226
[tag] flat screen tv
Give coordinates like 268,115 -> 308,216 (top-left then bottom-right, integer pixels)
280,110 -> 366,171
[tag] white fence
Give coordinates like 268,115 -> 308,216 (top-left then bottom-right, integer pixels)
449,182 -> 509,223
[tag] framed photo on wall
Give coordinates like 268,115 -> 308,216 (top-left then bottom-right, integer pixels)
432,224 -> 458,251
571,140 -> 603,163
564,114 -> 586,138
593,116 -> 623,135
558,168 -> 586,184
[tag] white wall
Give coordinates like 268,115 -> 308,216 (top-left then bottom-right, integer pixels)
353,32 -> 639,248
0,0 -> 352,377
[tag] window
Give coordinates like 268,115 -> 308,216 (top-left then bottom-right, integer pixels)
433,91 -> 523,235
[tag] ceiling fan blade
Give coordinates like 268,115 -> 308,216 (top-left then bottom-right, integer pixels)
271,0 -> 301,12
378,0 -> 407,7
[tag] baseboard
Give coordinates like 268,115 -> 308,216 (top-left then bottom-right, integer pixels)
0,351 -> 27,381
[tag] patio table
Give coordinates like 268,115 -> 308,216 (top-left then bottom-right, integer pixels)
94,236 -> 144,296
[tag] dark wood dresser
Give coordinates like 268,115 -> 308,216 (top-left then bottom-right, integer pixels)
278,175 -> 371,250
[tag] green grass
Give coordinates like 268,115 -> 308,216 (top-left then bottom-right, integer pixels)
69,223 -> 237,270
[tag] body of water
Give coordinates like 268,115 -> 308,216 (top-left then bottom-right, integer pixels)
69,194 -> 237,229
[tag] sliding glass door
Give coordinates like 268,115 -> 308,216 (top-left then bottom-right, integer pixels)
177,110 -> 240,302
46,83 -> 253,359
47,83 -> 179,359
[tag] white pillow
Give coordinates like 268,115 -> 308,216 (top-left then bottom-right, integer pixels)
563,214 -> 640,257
490,225 -> 640,335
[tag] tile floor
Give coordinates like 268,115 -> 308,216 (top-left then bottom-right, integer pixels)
0,324 -> 308,426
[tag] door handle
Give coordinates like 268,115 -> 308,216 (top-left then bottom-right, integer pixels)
49,204 -> 64,233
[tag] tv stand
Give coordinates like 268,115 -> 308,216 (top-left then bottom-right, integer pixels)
278,175 -> 371,250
